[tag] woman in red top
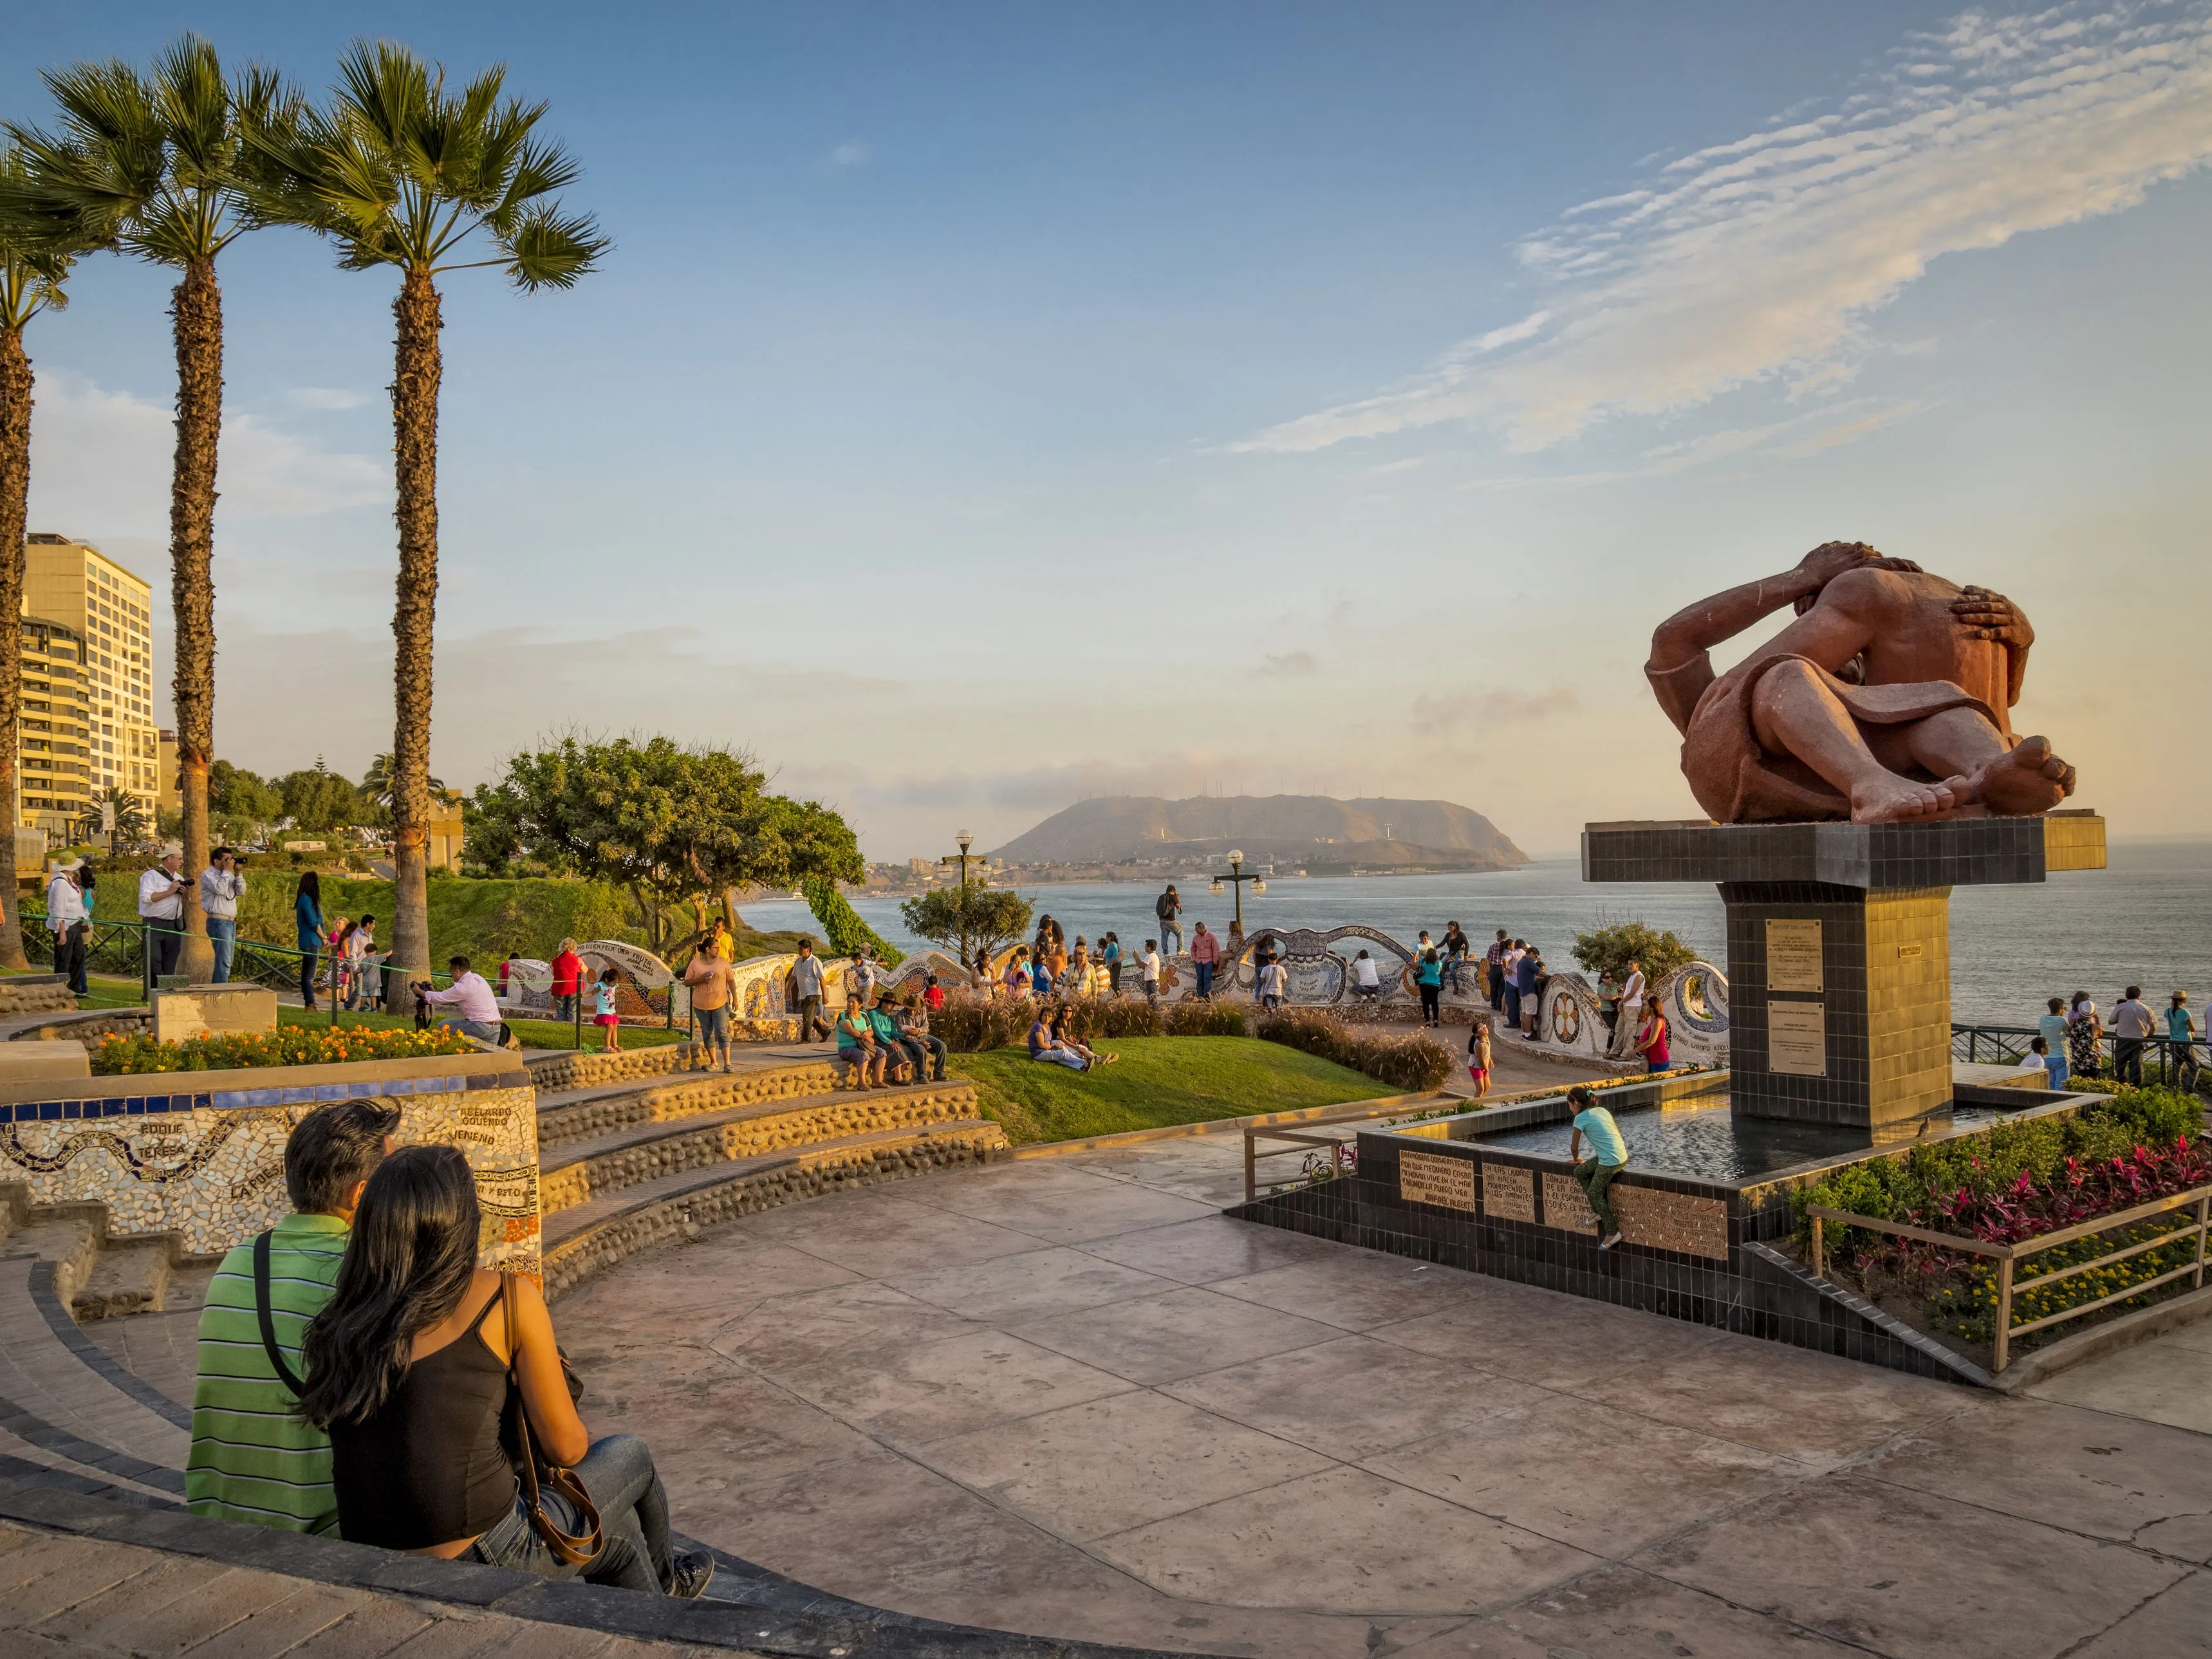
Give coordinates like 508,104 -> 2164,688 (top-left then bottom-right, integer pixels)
1635,998 -> 1672,1073
550,938 -> 586,1021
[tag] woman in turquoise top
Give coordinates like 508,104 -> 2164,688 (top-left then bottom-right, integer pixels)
1415,949 -> 1444,1028
293,873 -> 325,1010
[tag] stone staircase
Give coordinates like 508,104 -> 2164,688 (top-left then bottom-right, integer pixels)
0,1184 -> 198,1323
534,1054 -> 1010,1297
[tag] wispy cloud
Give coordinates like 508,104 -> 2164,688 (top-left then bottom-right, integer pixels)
1240,1 -> 2212,454
285,387 -> 371,412
1412,687 -> 1579,734
824,139 -> 873,168
1258,650 -> 1320,676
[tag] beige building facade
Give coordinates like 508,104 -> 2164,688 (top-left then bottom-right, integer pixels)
19,534 -> 161,837
14,616 -> 94,834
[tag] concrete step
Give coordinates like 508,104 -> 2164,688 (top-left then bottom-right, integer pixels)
539,1079 -> 980,1215
543,1118 -> 1010,1297
0,1212 -> 102,1313
535,1058 -> 842,1151
71,1237 -> 176,1322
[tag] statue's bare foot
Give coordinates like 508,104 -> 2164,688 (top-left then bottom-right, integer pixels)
1849,772 -> 1960,824
1970,736 -> 2076,816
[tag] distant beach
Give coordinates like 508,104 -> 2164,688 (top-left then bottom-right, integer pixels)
738,839 -> 2212,1030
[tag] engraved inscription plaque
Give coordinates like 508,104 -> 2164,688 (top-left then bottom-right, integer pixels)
1400,1149 -> 1476,1212
1482,1163 -> 1535,1222
1769,1001 -> 1827,1076
1541,1171 -> 1600,1234
1766,918 -> 1824,992
1612,1186 -> 1730,1259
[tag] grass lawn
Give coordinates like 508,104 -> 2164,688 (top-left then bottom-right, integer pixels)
948,1035 -> 1385,1145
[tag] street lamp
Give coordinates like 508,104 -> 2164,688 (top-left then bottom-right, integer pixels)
940,829 -> 983,890
1208,848 -> 1266,944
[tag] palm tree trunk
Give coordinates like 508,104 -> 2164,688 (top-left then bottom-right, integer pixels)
171,259 -> 221,982
0,323 -> 33,970
389,267 -> 442,1012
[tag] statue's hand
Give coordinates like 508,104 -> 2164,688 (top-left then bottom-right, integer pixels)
1793,541 -> 1918,591
1952,584 -> 2034,647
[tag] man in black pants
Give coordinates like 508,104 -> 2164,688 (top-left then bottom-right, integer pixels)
1486,929 -> 1509,1012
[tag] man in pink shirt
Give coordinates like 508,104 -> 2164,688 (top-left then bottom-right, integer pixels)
1189,922 -> 1221,999
420,954 -> 501,1043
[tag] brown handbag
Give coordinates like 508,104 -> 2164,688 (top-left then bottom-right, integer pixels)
502,1275 -> 605,1567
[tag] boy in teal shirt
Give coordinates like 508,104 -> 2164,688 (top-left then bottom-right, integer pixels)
1567,1085 -> 1628,1250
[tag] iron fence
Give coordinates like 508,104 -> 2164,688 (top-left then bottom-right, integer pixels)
1951,1022 -> 2205,1091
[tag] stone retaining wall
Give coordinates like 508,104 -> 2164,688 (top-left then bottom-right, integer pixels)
539,1083 -> 981,1213
543,1126 -> 1008,1297
0,979 -> 77,1018
525,1043 -> 707,1092
5,1011 -> 149,1044
536,1061 -> 840,1149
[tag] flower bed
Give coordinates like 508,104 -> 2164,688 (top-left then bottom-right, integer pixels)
1794,1088 -> 2209,1351
91,1025 -> 478,1075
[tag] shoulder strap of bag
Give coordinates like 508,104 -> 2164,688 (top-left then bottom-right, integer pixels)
503,1274 -> 604,1567
252,1230 -> 305,1395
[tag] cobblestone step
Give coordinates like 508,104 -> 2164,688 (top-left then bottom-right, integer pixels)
538,1080 -> 981,1216
535,1057 -> 843,1150
542,1118 -> 1010,1297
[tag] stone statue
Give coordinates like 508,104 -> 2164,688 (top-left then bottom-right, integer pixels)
1646,542 -> 2076,824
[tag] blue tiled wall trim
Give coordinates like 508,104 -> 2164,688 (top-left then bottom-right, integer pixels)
5,1067 -> 525,1123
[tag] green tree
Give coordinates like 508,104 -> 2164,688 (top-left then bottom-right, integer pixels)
360,751 -> 438,810
6,37 -> 299,979
0,145 -> 95,969
899,885 -> 1030,967
467,737 -> 860,955
245,41 -> 605,1012
1570,920 -> 1697,988
275,760 -> 365,832
803,876 -> 902,967
208,759 -> 283,825
95,784 -> 152,854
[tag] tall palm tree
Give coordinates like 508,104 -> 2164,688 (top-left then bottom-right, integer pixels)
95,784 -> 153,855
0,149 -> 94,970
6,37 -> 295,981
246,41 -> 604,1009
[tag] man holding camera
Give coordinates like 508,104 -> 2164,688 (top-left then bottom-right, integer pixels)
200,848 -> 246,983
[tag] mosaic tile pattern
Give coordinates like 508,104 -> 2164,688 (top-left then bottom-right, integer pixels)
0,1081 -> 541,1272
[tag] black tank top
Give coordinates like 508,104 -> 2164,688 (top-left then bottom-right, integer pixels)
330,1285 -> 517,1548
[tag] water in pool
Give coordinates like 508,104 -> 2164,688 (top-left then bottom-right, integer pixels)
1465,1100 -> 2006,1183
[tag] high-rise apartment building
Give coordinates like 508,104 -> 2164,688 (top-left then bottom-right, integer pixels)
19,533 -> 161,834
14,616 -> 93,833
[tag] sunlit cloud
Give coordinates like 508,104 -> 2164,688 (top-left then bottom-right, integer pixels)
1239,1 -> 2212,454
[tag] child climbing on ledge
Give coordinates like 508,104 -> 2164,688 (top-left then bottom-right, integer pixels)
1567,1084 -> 1628,1250
593,966 -> 623,1052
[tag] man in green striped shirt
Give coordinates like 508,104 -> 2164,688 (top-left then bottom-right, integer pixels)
187,1100 -> 399,1534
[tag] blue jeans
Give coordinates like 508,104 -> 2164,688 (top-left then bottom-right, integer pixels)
1032,1046 -> 1088,1071
440,1017 -> 502,1043
2043,1055 -> 2069,1091
298,944 -> 319,1006
1160,920 -> 1182,955
1194,962 -> 1214,997
467,1433 -> 671,1593
205,918 -> 236,983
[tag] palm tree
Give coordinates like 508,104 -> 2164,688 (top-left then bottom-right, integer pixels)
95,784 -> 152,855
360,750 -> 440,810
6,37 -> 296,981
246,41 -> 604,1010
0,149 -> 93,970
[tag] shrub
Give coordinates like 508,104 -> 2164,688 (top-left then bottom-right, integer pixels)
1257,1007 -> 1453,1091
91,1025 -> 476,1075
1164,999 -> 1249,1037
1571,921 -> 1696,986
801,876 -> 904,966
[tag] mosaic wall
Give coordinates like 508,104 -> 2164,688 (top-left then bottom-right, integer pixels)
0,1078 -> 540,1272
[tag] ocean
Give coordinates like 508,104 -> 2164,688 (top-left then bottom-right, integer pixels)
734,838 -> 2212,1030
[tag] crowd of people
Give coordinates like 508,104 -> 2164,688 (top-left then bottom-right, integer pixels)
186,1102 -> 711,1596
2018,987 -> 2204,1092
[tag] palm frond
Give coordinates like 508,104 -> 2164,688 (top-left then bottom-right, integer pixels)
499,201 -> 608,290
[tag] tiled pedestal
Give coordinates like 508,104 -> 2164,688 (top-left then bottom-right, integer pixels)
1583,813 -> 2104,1134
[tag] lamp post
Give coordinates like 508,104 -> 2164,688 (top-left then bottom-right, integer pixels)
1207,848 -> 1267,949
940,829 -> 983,890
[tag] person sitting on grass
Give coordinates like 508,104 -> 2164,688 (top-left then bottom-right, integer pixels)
1566,1084 -> 1628,1251
1048,1003 -> 1118,1068
297,1145 -> 711,1597
186,1100 -> 400,1535
418,955 -> 502,1044
591,967 -> 623,1052
836,992 -> 886,1088
1028,1008 -> 1092,1071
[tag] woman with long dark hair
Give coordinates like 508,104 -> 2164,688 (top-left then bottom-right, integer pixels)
295,1145 -> 709,1594
295,871 -> 325,1009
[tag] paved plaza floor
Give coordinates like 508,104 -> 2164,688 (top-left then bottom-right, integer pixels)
549,1133 -> 2212,1659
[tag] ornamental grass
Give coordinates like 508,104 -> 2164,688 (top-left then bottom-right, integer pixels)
91,1025 -> 477,1075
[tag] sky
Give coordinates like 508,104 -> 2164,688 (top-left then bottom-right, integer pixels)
7,0 -> 2209,860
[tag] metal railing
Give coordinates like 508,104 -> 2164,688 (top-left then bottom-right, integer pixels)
1951,1022 -> 2205,1090
1808,1185 -> 2212,1372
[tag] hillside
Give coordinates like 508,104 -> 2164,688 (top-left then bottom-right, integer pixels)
992,795 -> 1527,871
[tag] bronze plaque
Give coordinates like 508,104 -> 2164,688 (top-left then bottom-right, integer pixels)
1541,1171 -> 1600,1234
1769,1001 -> 1827,1076
1482,1163 -> 1534,1222
1613,1185 -> 1729,1260
1766,918 -> 1824,992
1399,1149 -> 1476,1212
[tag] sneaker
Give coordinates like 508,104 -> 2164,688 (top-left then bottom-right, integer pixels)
1599,1232 -> 1624,1250
668,1547 -> 715,1599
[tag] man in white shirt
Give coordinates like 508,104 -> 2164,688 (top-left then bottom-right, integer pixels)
1613,958 -> 1647,1055
1352,950 -> 1382,1002
138,850 -> 188,980
2018,1038 -> 2050,1079
44,861 -> 89,994
418,954 -> 502,1043
200,848 -> 246,985
2110,985 -> 2155,1086
1141,940 -> 1162,1001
